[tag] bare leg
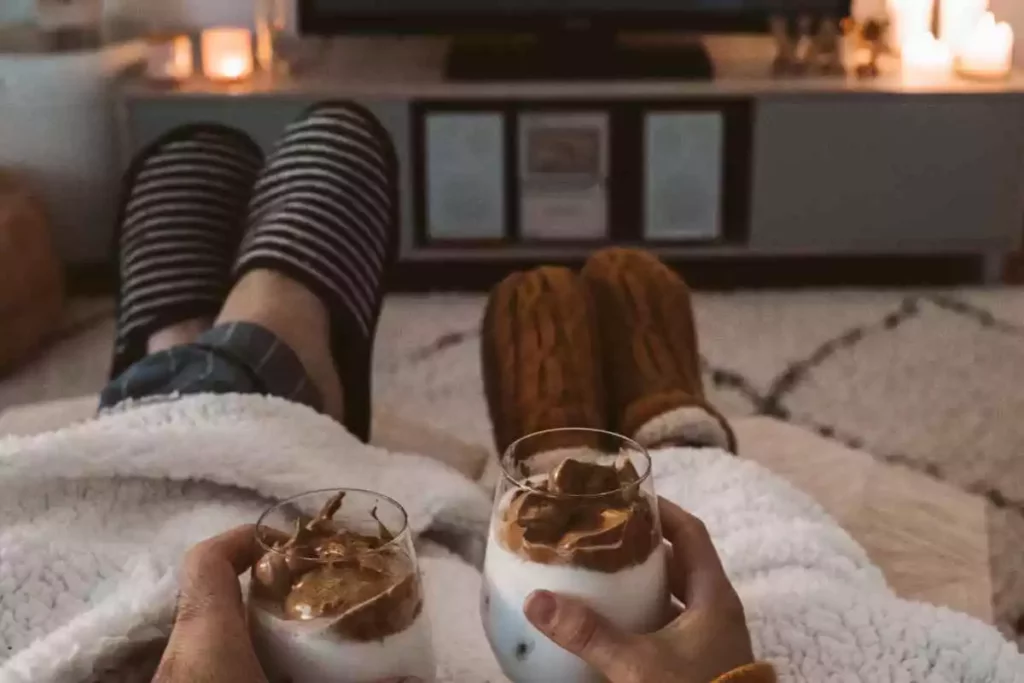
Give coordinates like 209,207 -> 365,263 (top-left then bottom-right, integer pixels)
147,318 -> 214,354
216,269 -> 345,422
106,103 -> 395,441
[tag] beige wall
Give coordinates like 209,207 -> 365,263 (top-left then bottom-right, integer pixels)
0,0 -> 272,30
989,0 -> 1023,68
103,0 -> 253,30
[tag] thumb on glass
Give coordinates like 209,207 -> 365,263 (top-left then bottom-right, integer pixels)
524,590 -> 647,683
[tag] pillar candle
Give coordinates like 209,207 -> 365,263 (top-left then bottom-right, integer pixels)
902,32 -> 954,84
957,12 -> 1015,78
939,0 -> 989,55
888,0 -> 937,54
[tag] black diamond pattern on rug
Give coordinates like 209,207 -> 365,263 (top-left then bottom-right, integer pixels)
372,289 -> 1024,646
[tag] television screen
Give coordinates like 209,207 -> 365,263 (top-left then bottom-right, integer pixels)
307,0 -> 844,12
301,0 -> 852,33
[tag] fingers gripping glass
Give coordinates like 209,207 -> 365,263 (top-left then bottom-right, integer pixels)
481,428 -> 670,683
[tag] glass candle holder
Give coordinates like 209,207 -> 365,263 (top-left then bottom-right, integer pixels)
201,27 -> 254,82
481,428 -> 668,683
250,489 -> 436,683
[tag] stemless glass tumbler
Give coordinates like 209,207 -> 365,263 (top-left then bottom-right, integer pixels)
249,489 -> 436,683
481,428 -> 669,683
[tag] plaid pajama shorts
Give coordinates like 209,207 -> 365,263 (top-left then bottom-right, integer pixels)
99,322 -> 322,411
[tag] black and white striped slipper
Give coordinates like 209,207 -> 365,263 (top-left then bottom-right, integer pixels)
110,124 -> 264,379
236,102 -> 400,443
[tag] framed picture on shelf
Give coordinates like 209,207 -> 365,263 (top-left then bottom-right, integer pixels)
518,111 -> 610,242
413,99 -> 750,250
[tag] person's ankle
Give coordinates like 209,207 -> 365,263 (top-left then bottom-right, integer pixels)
147,318 -> 213,354
218,270 -> 345,420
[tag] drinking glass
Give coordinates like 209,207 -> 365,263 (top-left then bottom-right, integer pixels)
481,428 -> 668,683
250,489 -> 436,683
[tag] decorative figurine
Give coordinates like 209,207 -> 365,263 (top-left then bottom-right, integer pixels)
811,16 -> 846,75
771,15 -> 802,76
795,14 -> 816,69
773,14 -> 847,77
845,18 -> 892,79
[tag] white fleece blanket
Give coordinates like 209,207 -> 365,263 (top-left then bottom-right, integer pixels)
0,395 -> 1021,683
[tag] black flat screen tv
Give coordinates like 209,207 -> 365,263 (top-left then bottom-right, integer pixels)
299,0 -> 853,35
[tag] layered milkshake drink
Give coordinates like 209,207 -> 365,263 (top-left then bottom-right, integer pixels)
249,489 -> 436,683
482,430 -> 668,683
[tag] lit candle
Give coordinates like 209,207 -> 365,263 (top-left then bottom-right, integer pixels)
901,32 -> 954,85
957,12 -> 1015,80
201,28 -> 254,83
887,0 -> 936,54
146,35 -> 194,83
939,0 -> 989,55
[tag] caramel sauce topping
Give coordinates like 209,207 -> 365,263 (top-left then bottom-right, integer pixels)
498,457 -> 659,572
252,492 -> 422,642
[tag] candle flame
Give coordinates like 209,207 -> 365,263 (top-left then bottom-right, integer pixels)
218,56 -> 249,80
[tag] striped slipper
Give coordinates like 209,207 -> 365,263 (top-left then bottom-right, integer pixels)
235,102 -> 400,443
110,124 -> 264,379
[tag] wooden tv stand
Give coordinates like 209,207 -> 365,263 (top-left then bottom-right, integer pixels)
116,37 -> 1024,288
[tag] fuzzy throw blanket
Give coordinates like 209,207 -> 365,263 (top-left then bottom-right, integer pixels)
0,395 -> 1021,683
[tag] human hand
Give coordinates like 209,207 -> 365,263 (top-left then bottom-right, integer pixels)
153,525 -> 269,683
153,526 -> 427,683
523,499 -> 756,683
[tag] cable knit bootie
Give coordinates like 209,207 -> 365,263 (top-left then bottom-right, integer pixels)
481,266 -> 608,461
581,248 -> 736,453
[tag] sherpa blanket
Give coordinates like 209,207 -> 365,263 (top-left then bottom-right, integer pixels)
0,394 -> 1021,683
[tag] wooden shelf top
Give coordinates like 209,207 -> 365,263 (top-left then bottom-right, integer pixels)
121,37 -> 1024,101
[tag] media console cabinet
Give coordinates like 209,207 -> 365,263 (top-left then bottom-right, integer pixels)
117,38 -> 1024,289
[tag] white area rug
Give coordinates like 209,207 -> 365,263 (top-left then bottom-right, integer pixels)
2,289 -> 1023,646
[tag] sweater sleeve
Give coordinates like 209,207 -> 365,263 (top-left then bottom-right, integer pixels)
713,663 -> 777,683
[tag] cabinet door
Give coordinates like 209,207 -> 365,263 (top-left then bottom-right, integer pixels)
425,112 -> 506,241
751,96 -> 1024,253
645,111 -> 724,242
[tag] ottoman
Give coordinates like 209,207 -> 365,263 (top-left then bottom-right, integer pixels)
0,171 -> 63,373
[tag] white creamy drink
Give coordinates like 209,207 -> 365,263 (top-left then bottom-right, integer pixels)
482,453 -> 669,683
250,603 -> 435,683
250,490 -> 436,683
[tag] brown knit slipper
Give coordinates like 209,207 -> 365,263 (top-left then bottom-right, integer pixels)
581,248 -> 737,453
481,267 -> 607,461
